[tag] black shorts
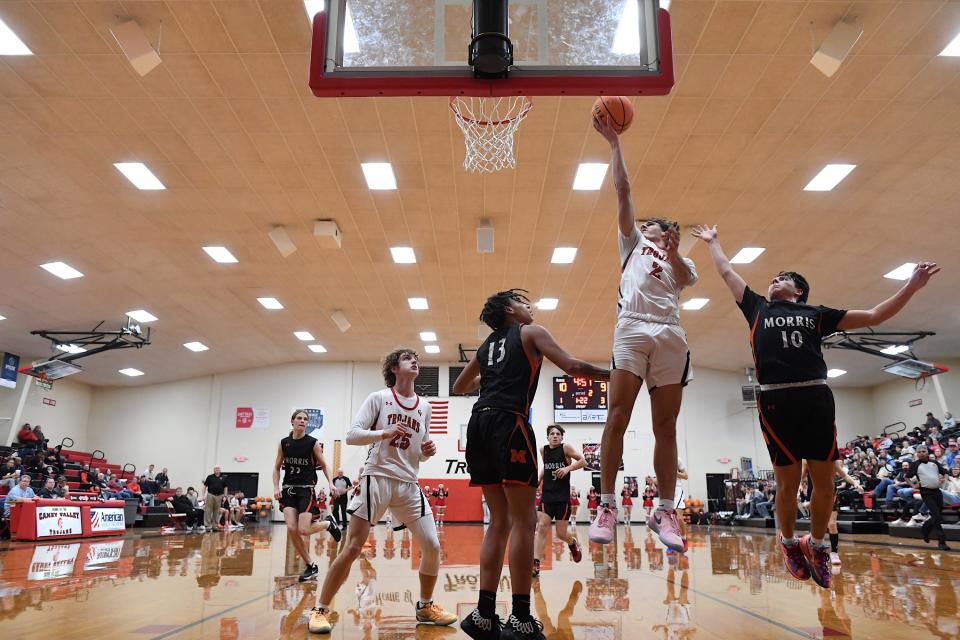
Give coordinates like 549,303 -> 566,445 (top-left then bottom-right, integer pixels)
757,385 -> 839,467
539,501 -> 571,521
279,486 -> 316,514
466,409 -> 538,487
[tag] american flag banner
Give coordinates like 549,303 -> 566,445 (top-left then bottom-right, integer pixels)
428,399 -> 449,434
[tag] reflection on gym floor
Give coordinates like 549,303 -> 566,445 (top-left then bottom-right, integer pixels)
0,523 -> 957,639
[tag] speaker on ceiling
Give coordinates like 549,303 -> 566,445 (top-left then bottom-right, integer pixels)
110,20 -> 161,77
811,19 -> 863,78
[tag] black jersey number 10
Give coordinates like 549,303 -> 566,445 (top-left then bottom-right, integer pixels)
781,330 -> 804,348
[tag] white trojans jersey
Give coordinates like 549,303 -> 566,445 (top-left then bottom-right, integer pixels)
617,225 -> 697,324
350,387 -> 432,483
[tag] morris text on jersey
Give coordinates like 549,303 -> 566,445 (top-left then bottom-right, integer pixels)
763,315 -> 816,330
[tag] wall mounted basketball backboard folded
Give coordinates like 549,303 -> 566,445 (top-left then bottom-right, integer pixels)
309,0 -> 674,97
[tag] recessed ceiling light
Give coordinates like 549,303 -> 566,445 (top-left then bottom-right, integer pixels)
40,262 -> 84,280
56,344 -> 86,354
803,164 -> 856,191
551,247 -> 578,264
573,163 -> 608,190
730,247 -> 765,264
303,0 -> 325,20
612,0 -> 640,54
883,263 -> 916,280
827,369 -> 846,378
681,298 -> 710,310
361,162 -> 397,190
126,309 -> 158,323
202,246 -> 238,264
391,247 -> 416,264
939,31 -> 960,56
119,368 -> 144,377
0,17 -> 33,56
294,331 -> 315,341
420,331 -> 437,342
408,297 -> 429,310
308,344 -> 327,353
113,162 -> 165,190
183,342 -> 209,352
536,298 -> 559,310
424,344 -> 440,354
881,345 -> 910,355
257,297 -> 284,310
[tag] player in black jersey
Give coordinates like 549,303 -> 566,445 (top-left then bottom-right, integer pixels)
273,409 -> 342,582
693,224 -> 939,589
533,425 -> 585,577
453,289 -> 609,640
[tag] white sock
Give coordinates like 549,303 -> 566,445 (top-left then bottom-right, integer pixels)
811,536 -> 826,547
781,535 -> 798,546
659,499 -> 674,511
317,602 -> 329,611
601,494 -> 616,507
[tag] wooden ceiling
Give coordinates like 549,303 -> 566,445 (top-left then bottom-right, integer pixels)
0,0 -> 958,388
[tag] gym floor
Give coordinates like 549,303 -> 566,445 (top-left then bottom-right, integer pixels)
1,523 -> 956,639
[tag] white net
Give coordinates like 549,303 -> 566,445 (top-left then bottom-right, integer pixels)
450,96 -> 533,173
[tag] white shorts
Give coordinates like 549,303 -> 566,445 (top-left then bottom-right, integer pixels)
348,474 -> 432,526
612,318 -> 692,390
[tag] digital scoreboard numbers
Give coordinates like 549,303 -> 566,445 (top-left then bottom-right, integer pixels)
553,376 -> 608,423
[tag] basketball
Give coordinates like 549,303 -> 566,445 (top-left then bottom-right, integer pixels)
593,96 -> 634,134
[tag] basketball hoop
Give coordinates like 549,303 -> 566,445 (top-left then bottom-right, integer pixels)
450,96 -> 532,173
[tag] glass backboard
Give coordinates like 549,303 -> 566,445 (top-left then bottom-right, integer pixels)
310,0 -> 674,97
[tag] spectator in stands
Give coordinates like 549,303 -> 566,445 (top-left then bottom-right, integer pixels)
139,474 -> 159,505
38,477 -> 56,498
42,448 -> 63,475
145,464 -> 156,481
1,459 -> 20,488
881,461 -> 918,507
168,488 -> 201,531
229,491 -> 247,528
155,467 -> 170,489
4,474 -> 36,517
126,477 -> 144,504
942,466 -> 960,506
89,466 -> 103,488
16,423 -> 37,447
944,412 -> 956,431
186,486 -> 205,525
136,474 -> 156,506
88,484 -> 103,500
945,441 -> 958,469
103,475 -> 133,500
31,425 -> 48,450
54,477 -> 69,498
798,479 -> 811,518
202,466 -> 228,530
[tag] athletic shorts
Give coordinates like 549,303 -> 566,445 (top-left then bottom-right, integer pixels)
280,486 -> 316,515
465,409 -> 538,487
347,474 -> 432,527
674,487 -> 685,510
539,501 -> 571,521
612,318 -> 692,390
757,385 -> 839,466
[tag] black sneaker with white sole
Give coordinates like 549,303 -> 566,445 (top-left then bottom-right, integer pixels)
299,562 -> 319,582
324,515 -> 342,543
500,615 -> 545,640
459,608 -> 501,640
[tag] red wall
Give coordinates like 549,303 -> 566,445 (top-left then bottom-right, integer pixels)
419,478 -> 482,522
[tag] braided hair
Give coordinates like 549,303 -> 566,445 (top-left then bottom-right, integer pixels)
480,289 -> 531,330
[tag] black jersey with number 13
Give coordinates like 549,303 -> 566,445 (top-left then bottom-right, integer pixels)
474,324 -> 541,415
737,287 -> 847,385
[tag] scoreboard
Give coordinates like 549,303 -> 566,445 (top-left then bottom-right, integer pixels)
553,376 -> 608,423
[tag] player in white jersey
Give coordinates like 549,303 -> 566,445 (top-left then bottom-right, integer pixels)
589,114 -> 698,553
309,348 -> 457,634
674,459 -> 688,543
